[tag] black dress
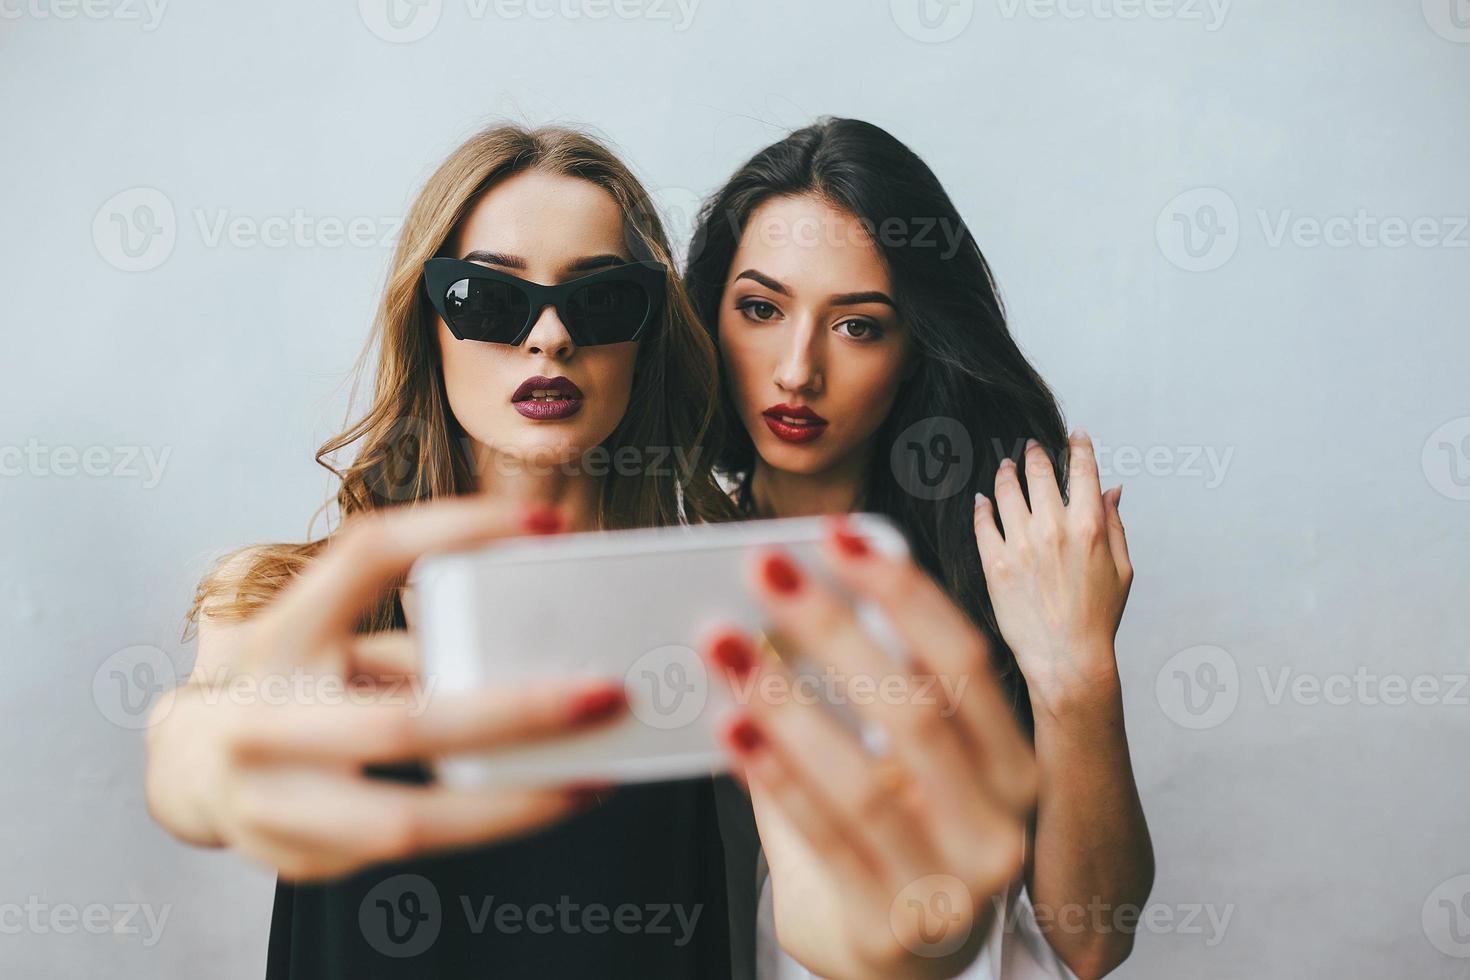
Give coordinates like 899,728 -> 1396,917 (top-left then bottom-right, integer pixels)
264,772 -> 736,978
263,598 -> 755,979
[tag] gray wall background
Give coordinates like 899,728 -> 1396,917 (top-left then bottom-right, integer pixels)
3,0 -> 1468,976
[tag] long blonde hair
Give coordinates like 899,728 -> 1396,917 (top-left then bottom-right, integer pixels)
187,123 -> 733,635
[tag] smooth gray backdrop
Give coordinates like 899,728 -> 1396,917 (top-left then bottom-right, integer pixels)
3,0 -> 1467,976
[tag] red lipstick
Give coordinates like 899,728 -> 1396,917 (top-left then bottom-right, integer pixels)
512,375 -> 584,420
761,403 -> 828,444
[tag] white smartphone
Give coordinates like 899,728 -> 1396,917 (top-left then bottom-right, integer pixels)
408,513 -> 909,787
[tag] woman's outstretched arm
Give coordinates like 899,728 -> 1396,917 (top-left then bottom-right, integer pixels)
146,499 -> 630,879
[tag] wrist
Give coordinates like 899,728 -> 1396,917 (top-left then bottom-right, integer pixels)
1025,646 -> 1124,723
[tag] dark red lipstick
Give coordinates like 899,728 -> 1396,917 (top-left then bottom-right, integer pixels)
761,403 -> 829,444
512,375 -> 584,420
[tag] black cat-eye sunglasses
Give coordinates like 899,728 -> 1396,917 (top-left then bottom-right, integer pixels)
422,258 -> 667,347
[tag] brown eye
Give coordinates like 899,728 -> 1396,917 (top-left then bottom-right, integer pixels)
835,319 -> 882,341
739,300 -> 780,322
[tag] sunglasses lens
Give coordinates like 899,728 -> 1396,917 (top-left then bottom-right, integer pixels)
443,278 -> 530,342
566,280 -> 651,344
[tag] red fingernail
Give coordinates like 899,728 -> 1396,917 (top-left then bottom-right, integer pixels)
565,783 -> 612,809
569,687 -> 625,725
727,717 -> 765,754
832,524 -> 870,559
761,553 -> 801,595
711,634 -> 755,678
524,504 -> 563,535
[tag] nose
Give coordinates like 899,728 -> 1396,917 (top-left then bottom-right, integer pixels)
521,303 -> 577,360
773,318 -> 824,396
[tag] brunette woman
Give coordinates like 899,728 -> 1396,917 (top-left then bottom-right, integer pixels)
687,117 -> 1153,979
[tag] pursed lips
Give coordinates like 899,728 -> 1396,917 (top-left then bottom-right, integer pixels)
512,375 -> 584,420
761,402 -> 828,444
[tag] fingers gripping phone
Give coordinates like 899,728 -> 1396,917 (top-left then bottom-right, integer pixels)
408,514 -> 909,787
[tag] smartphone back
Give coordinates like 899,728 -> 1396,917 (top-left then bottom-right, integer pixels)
409,514 -> 908,787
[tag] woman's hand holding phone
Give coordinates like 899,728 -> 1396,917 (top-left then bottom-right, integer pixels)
702,520 -> 1039,980
146,498 -> 626,881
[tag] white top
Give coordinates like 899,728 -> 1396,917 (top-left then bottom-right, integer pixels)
754,867 -> 1076,980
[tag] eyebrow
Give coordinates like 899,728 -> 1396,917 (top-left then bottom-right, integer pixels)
733,268 -> 895,309
733,268 -> 790,295
567,254 -> 629,273
461,251 -> 629,274
829,290 -> 896,309
462,250 -> 525,269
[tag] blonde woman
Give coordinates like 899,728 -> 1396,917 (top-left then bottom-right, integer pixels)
147,124 -> 742,977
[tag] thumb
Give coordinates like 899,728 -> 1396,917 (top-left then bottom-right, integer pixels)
269,497 -> 554,658
1102,486 -> 1131,577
